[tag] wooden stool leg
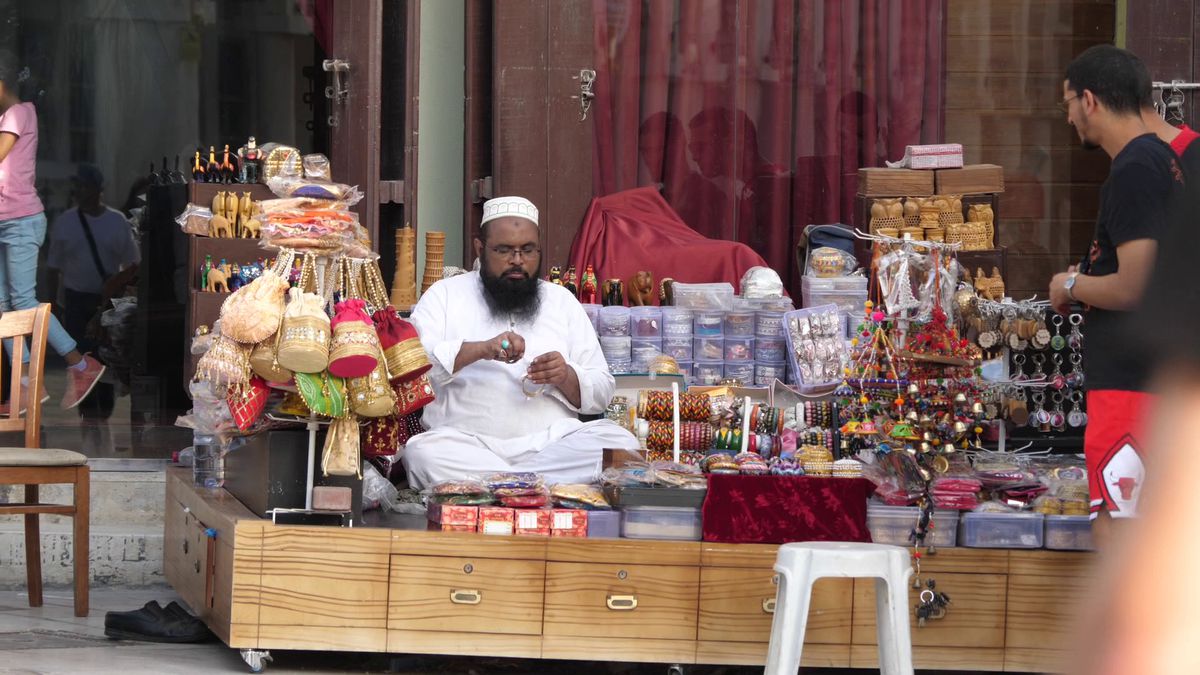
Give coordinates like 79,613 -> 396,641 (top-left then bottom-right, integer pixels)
73,467 -> 90,617
24,484 -> 42,608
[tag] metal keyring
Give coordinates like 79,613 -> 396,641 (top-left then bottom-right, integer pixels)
920,589 -> 935,603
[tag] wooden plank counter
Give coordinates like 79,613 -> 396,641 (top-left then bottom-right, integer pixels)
164,467 -> 1093,671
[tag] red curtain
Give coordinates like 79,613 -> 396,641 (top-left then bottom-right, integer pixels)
590,0 -> 945,296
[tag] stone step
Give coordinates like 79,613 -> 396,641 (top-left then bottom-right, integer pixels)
0,461 -> 172,589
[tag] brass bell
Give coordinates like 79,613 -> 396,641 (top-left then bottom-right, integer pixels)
920,442 -> 933,454
943,443 -> 957,454
918,467 -> 932,482
972,401 -> 985,415
953,421 -> 969,435
907,383 -> 920,395
906,410 -> 919,421
904,445 -> 917,456
954,392 -> 968,404
919,413 -> 933,425
923,431 -> 935,442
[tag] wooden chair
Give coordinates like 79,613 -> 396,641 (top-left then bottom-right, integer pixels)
0,304 -> 89,617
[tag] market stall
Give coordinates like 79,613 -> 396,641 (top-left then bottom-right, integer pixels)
167,149 -> 1094,673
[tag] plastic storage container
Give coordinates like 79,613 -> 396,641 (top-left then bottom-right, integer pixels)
629,306 -> 663,337
755,310 -> 787,338
620,505 -> 703,540
723,362 -> 754,385
724,336 -> 755,362
693,336 -> 724,362
754,335 -> 786,362
724,310 -> 756,337
782,305 -> 848,394
867,504 -> 959,548
672,282 -> 735,311
600,336 -> 632,361
581,303 -> 602,331
1043,515 -> 1094,551
692,361 -> 724,386
587,509 -> 622,538
959,511 -> 1044,548
607,359 -> 632,375
192,433 -> 226,488
661,307 -> 693,335
675,360 -> 693,384
662,335 -> 693,361
802,275 -> 869,315
598,306 -> 631,336
693,311 -> 725,337
630,338 -> 662,362
754,361 -> 788,386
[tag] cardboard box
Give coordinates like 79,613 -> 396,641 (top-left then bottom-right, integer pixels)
428,503 -> 478,528
934,164 -> 1005,194
550,509 -> 589,538
514,509 -> 551,536
857,168 -> 935,197
478,507 -> 515,536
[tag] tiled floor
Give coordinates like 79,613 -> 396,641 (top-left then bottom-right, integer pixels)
0,588 -> 1001,674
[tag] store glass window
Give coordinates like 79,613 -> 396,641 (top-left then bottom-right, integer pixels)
2,0 -> 331,456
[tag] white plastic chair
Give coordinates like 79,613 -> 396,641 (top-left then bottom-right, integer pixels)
765,541 -> 914,675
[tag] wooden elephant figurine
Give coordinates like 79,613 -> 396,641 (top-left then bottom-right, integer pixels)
627,271 -> 655,306
602,279 -> 624,307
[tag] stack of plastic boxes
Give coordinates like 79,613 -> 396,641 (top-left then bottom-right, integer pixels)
629,306 -> 663,372
801,275 -> 868,339
598,306 -> 632,374
753,302 -> 789,386
661,307 -> 693,380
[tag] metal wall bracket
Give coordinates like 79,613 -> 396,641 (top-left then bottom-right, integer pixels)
471,176 -> 494,203
323,59 -> 352,126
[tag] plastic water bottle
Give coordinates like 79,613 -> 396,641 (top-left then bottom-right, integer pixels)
192,433 -> 225,488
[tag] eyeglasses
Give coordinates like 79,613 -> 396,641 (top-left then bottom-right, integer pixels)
489,244 -> 541,260
1058,95 -> 1079,113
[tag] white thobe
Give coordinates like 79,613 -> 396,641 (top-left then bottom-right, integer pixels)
404,272 -> 638,489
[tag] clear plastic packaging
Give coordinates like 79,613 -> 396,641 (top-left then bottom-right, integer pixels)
867,504 -> 959,547
302,153 -> 332,181
662,335 -> 693,361
581,303 -> 602,331
755,310 -> 787,337
693,337 -> 724,362
755,335 -> 787,362
723,362 -> 754,384
587,509 -> 622,538
176,203 -> 213,236
958,511 -> 1044,548
724,310 -> 756,336
620,505 -> 702,540
739,266 -> 785,299
1043,515 -> 1093,551
724,336 -> 755,362
694,311 -> 725,337
631,338 -> 662,364
661,307 -> 693,335
692,361 -> 724,385
598,306 -> 631,336
672,282 -> 735,311
600,336 -> 632,362
782,305 -> 848,393
629,306 -> 663,337
754,361 -> 787,386
266,175 -> 364,205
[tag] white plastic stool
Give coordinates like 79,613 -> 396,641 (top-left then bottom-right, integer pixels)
764,541 -> 914,675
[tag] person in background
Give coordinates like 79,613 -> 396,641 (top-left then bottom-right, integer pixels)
1048,45 -> 1186,546
0,61 -> 105,410
47,164 -> 140,420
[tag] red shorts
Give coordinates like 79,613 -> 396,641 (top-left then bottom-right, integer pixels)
1084,390 -> 1154,520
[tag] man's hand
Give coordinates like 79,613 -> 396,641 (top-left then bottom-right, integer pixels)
526,351 -> 570,387
488,331 -> 525,364
1049,270 -> 1074,315
526,351 -> 582,408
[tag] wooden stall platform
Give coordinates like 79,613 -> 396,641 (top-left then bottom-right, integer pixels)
164,467 -> 1092,672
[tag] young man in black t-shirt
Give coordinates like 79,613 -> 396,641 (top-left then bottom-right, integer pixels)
1048,46 -> 1186,541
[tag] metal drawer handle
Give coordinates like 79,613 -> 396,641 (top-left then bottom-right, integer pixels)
606,594 -> 638,611
450,589 -> 481,605
762,598 -> 776,614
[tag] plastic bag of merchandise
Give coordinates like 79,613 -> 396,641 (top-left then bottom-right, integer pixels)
599,460 -> 656,487
303,153 -> 333,181
550,483 -> 612,510
266,175 -> 363,205
176,380 -> 238,436
427,478 -> 494,505
362,461 -> 400,512
175,203 -> 213,236
739,266 -> 785,299
650,461 -> 707,489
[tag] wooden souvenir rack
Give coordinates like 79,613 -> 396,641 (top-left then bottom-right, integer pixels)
166,467 -> 1091,672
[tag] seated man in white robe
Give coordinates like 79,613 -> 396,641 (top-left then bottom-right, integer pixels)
404,196 -> 639,489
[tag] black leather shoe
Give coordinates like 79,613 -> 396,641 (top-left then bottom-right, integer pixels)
104,600 -> 211,643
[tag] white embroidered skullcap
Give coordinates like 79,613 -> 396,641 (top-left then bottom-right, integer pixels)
481,196 -> 539,227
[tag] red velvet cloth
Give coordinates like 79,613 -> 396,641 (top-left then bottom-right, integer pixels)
702,475 -> 875,544
590,0 -> 945,297
568,187 -> 772,295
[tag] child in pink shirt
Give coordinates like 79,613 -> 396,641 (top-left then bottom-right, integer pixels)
0,67 -> 104,410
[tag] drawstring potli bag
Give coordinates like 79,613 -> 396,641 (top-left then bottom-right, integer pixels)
328,259 -> 381,378
220,249 -> 294,344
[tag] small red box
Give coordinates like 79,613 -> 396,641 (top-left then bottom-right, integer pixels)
439,524 -> 476,533
428,503 -> 478,528
478,507 -> 515,535
514,509 -> 551,536
550,509 -> 588,538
